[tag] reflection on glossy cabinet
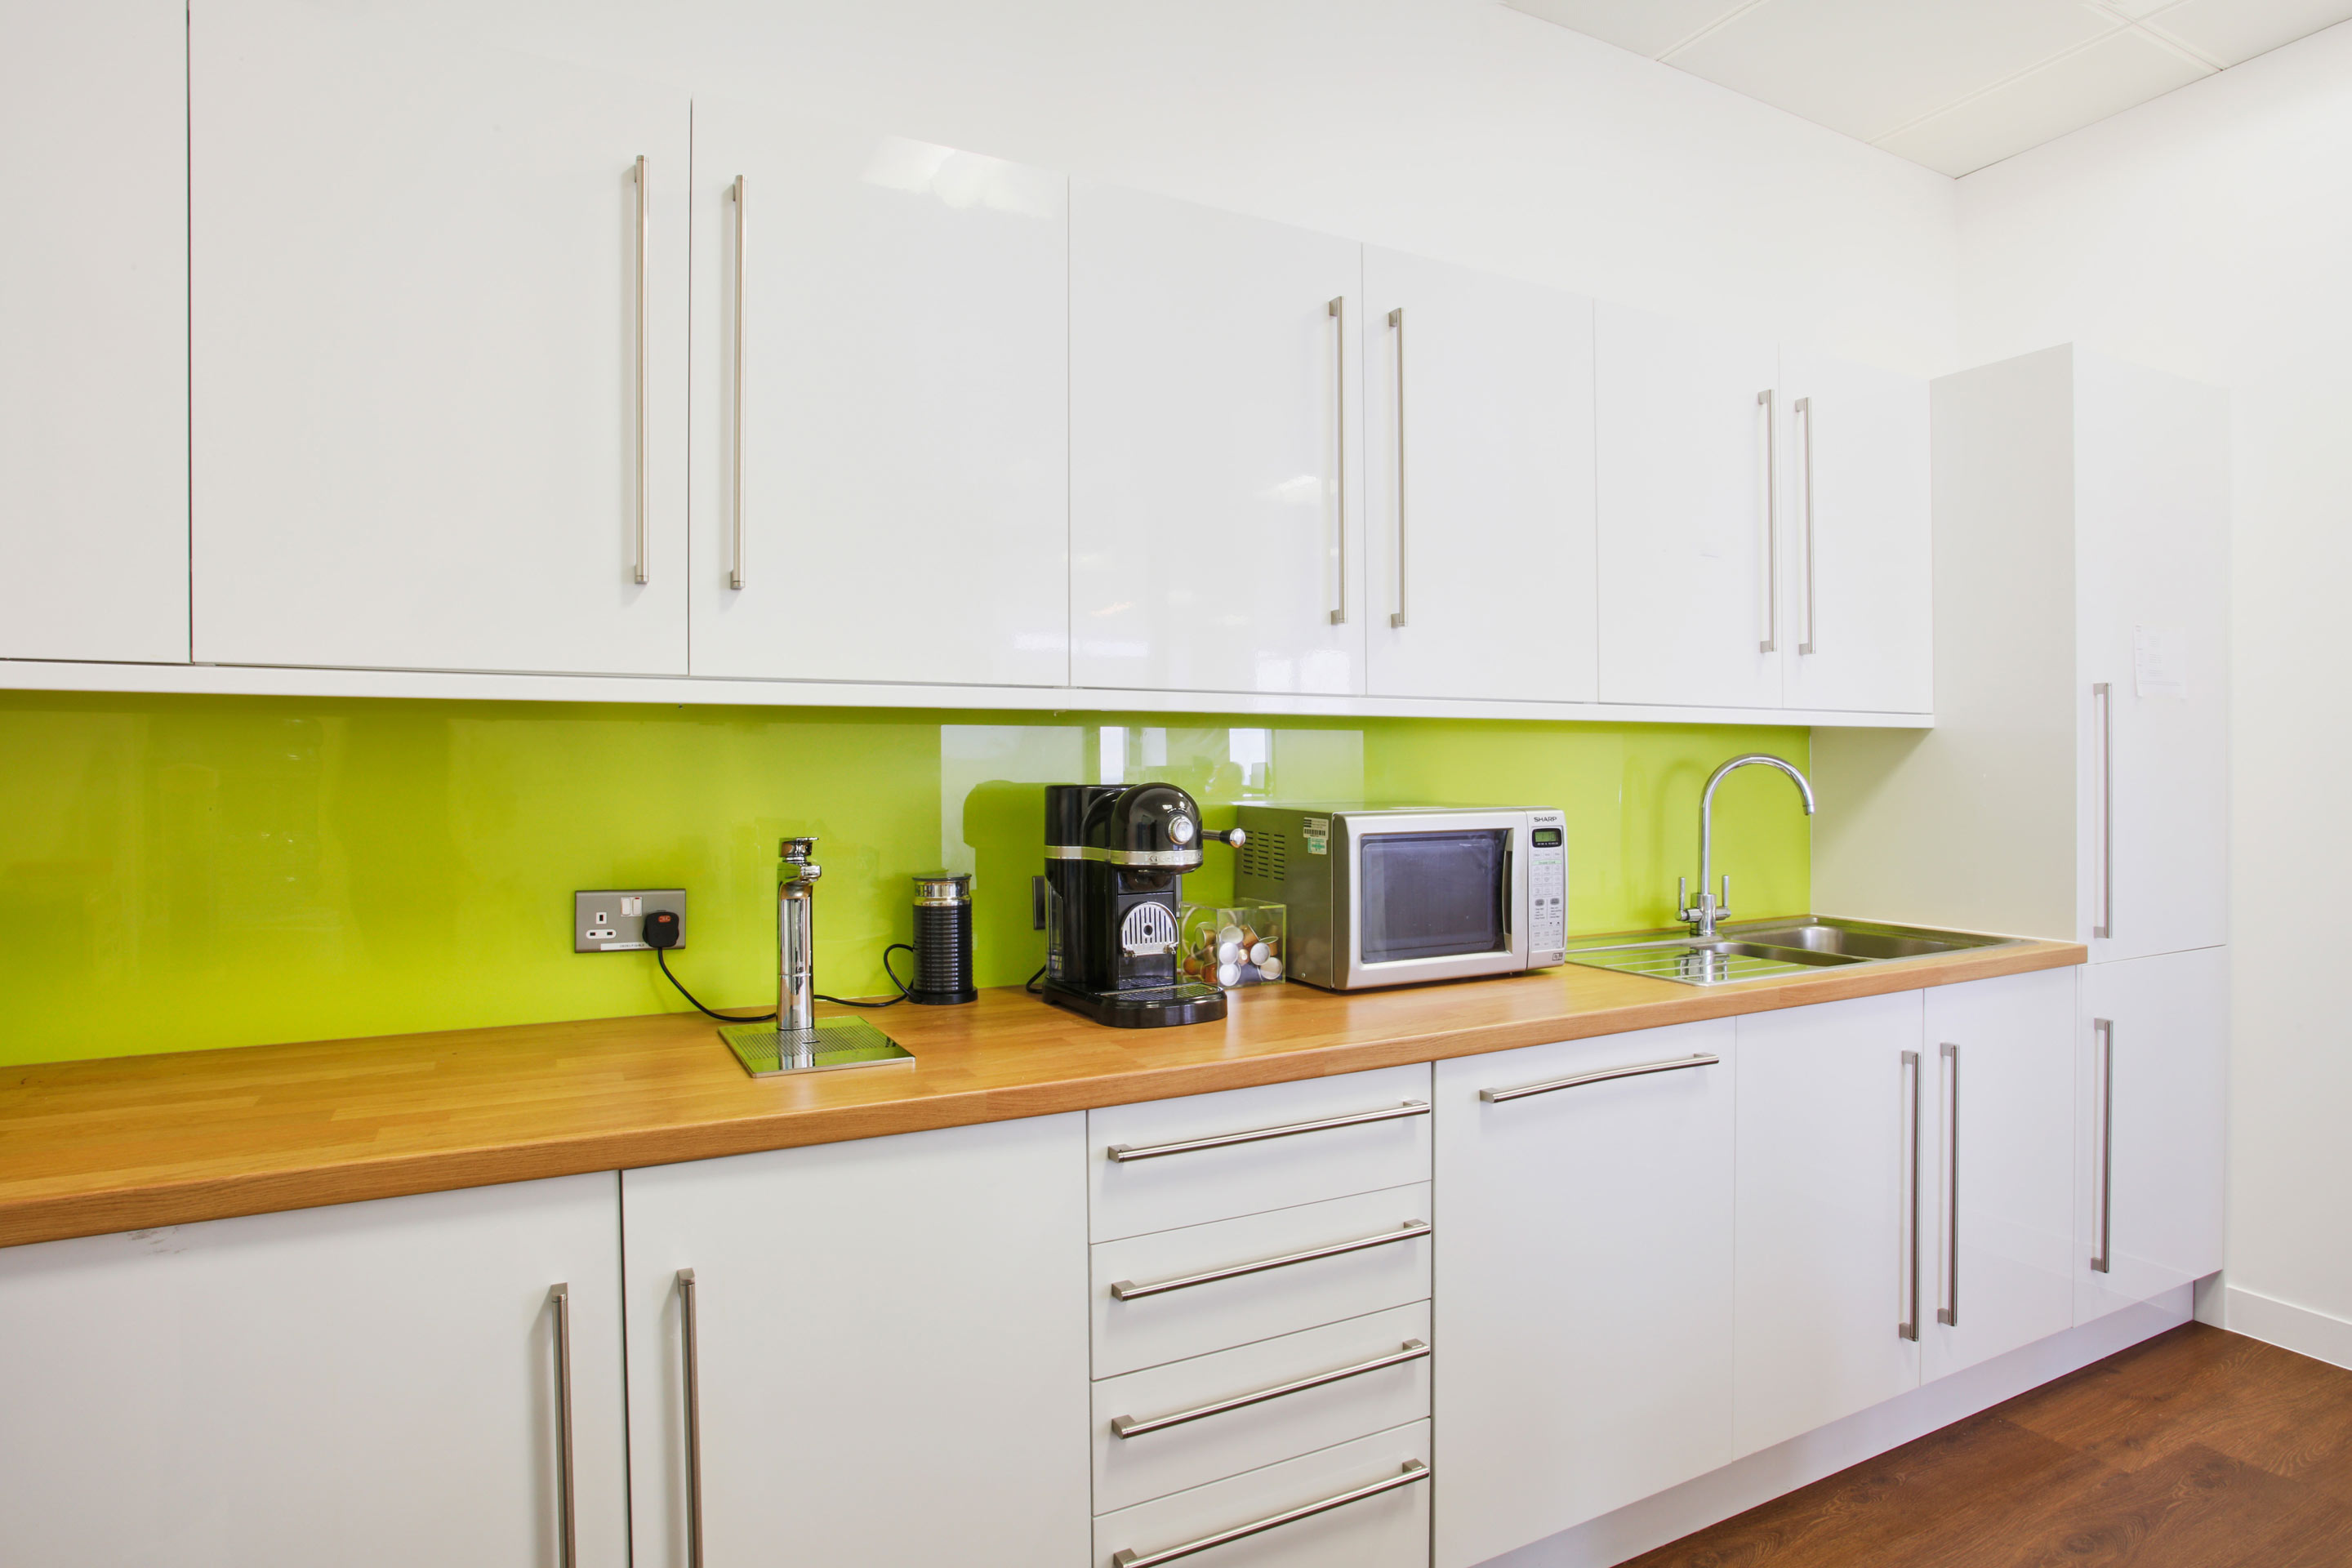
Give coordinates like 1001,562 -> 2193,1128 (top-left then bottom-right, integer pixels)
1734,991 -> 1924,1455
0,1175 -> 629,1566
1071,182 -> 1364,695
1360,248 -> 1597,702
621,1114 -> 1089,1568
1433,1021 -> 1735,1568
689,105 -> 1069,685
0,0 -> 189,662
190,0 -> 688,675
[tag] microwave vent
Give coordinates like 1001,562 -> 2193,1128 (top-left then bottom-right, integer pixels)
1239,833 -> 1285,884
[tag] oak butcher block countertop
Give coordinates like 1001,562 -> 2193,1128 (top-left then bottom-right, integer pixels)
0,935 -> 2082,1249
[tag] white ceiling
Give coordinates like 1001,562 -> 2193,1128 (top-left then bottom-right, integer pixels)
1507,0 -> 2352,175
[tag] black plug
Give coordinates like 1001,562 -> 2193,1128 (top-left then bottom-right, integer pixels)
644,908 -> 682,950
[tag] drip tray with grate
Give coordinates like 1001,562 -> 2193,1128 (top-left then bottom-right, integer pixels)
718,1017 -> 915,1078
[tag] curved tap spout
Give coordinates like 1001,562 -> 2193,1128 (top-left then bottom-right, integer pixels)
1681,754 -> 1816,938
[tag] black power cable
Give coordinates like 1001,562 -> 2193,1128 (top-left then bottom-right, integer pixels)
653,942 -> 915,1022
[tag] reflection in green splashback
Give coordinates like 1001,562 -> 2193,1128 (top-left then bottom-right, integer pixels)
0,693 -> 1809,1066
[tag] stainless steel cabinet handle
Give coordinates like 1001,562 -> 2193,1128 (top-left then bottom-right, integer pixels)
632,155 -> 650,586
550,1284 -> 577,1568
2093,683 -> 2114,939
1111,1340 -> 1428,1439
1481,1052 -> 1717,1104
2091,1019 -> 2114,1273
676,1268 -> 704,1568
1900,1049 -> 1921,1342
1107,1102 -> 1428,1163
1758,388 -> 1779,654
1938,1043 -> 1959,1328
1111,1460 -> 1429,1568
1388,305 -> 1407,630
1795,394 -> 1816,655
728,174 -> 746,590
1328,295 -> 1348,626
1110,1219 -> 1429,1302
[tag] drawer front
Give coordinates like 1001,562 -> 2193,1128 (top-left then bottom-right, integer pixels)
1093,1185 -> 1432,1378
1091,1066 -> 1433,1241
1095,1303 -> 1431,1513
1094,1419 -> 1430,1568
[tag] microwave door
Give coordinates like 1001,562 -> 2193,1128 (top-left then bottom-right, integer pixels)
1345,815 -> 1529,986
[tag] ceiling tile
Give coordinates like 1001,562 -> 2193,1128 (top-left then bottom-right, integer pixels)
1503,0 -> 1755,60
1668,0 -> 2120,144
2141,0 -> 2352,67
1879,26 -> 2211,174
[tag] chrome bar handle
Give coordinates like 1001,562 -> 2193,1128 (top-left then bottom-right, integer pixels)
676,1268 -> 704,1568
1938,1043 -> 1959,1328
1111,1461 -> 1429,1568
1481,1053 -> 1718,1104
1110,1220 -> 1429,1302
2091,1018 -> 2114,1273
633,155 -> 650,586
2093,683 -> 2114,939
1795,394 -> 1816,655
1758,388 -> 1779,653
1328,296 -> 1348,626
550,1284 -> 577,1568
1108,1102 -> 1428,1163
1388,305 -> 1407,629
1900,1049 -> 1921,1341
1111,1340 -> 1428,1439
728,174 -> 746,590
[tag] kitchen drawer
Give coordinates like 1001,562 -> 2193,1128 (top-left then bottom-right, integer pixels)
1093,1186 -> 1431,1378
1093,1419 -> 1430,1568
1091,1066 -> 1432,1242
1095,1303 -> 1431,1513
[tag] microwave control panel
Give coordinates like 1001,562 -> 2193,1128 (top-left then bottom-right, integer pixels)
1526,811 -> 1568,964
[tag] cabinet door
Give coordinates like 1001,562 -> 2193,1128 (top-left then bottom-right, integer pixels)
1434,1021 -> 1735,1568
2075,352 -> 2230,960
690,105 -> 1068,684
0,0 -> 188,662
1921,969 -> 2077,1383
623,1115 -> 1089,1568
190,0 -> 688,675
2078,947 -> 2227,1323
1360,247 -> 1597,702
1778,349 -> 1931,715
1071,182 -> 1363,695
1734,991 -> 1924,1455
0,1175 -> 628,1566
1595,303 -> 1782,709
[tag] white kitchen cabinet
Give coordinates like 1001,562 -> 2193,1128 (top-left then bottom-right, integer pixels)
189,0 -> 688,675
2078,947 -> 2228,1325
1070,181 -> 1364,696
1360,247 -> 1597,703
1920,968 -> 2078,1383
0,0 -> 189,663
1777,349 -> 1932,715
1733,990 -> 1924,1455
0,1175 -> 629,1566
621,1115 -> 1089,1568
688,105 -> 1069,685
1094,1420 -> 1431,1568
1595,303 -> 1782,709
1433,1020 -> 1736,1568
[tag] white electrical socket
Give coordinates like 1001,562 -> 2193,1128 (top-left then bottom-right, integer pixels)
573,889 -> 686,952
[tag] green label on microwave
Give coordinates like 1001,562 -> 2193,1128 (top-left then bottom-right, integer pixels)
1303,816 -> 1329,855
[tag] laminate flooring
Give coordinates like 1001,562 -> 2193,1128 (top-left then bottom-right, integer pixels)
1625,1325 -> 2352,1567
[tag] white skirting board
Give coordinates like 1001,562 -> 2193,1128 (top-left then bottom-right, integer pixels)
1475,1286 -> 2196,1568
2212,1283 -> 2352,1373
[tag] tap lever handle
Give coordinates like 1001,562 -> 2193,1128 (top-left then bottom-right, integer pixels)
1719,874 -> 1731,918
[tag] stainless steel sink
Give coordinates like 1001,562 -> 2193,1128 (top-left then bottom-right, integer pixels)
1562,915 -> 2019,987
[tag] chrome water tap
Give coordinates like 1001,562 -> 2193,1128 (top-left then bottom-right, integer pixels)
1678,755 -> 1816,938
778,837 -> 822,1034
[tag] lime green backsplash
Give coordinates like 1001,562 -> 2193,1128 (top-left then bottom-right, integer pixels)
0,693 -> 1809,1066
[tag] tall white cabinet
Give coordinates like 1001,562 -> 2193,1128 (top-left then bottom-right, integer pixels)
0,0 -> 189,663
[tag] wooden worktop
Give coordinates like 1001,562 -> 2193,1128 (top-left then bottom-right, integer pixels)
0,937 -> 2082,1250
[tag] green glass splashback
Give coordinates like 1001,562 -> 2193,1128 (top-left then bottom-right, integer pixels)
0,693 -> 1811,1066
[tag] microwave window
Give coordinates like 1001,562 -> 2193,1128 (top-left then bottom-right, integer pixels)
1359,830 -> 1508,964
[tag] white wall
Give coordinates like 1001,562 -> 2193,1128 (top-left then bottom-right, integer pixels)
1959,22 -> 2352,1359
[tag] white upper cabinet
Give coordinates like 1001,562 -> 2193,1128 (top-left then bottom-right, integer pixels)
1360,248 -> 1597,703
0,0 -> 189,663
1778,349 -> 1932,715
1596,303 -> 1783,709
1071,182 -> 1364,696
189,0 -> 688,675
689,105 -> 1069,686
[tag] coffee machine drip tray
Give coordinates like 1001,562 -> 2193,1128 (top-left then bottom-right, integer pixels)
1041,978 -> 1227,1029
718,1018 -> 915,1078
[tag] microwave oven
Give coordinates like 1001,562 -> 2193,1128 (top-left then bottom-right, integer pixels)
1233,805 -> 1567,991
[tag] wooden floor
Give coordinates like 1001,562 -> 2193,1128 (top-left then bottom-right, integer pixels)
1628,1325 -> 2352,1567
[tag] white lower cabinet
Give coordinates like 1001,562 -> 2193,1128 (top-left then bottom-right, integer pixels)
0,1174 -> 629,1567
1432,1020 -> 1737,1568
1094,1420 -> 1432,1568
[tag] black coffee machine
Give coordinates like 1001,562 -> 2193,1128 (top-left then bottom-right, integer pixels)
1040,782 -> 1243,1027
